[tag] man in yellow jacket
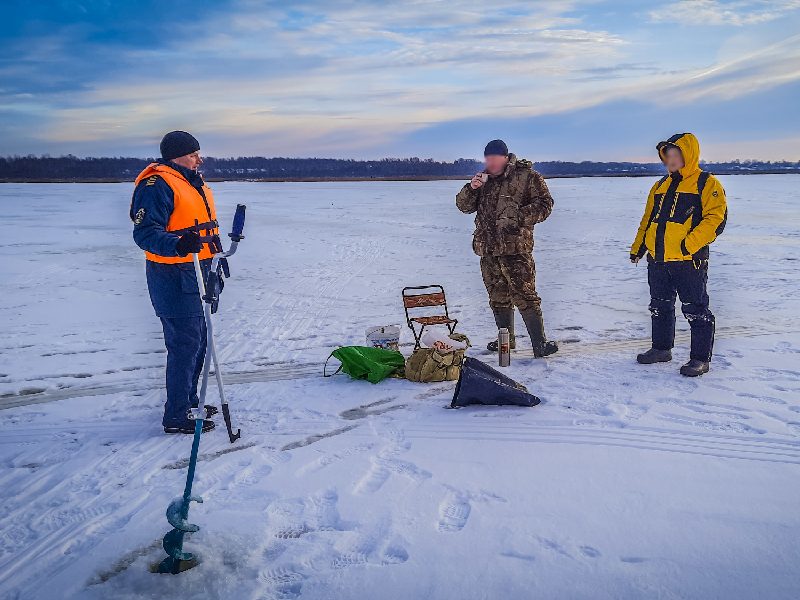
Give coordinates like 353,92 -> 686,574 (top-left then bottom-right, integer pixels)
630,133 -> 727,377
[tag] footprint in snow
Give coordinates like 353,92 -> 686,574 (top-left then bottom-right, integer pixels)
353,456 -> 431,495
295,443 -> 374,477
500,550 -> 536,561
326,518 -> 408,570
265,488 -> 341,539
580,545 -> 601,558
339,397 -> 405,421
414,384 -> 455,400
772,341 -> 800,354
330,530 -> 374,569
621,403 -> 648,420
370,420 -> 406,445
261,447 -> 292,465
234,461 -> 273,487
437,491 -> 472,533
534,534 -> 572,557
436,488 -> 506,533
259,565 -> 305,599
353,460 -> 392,495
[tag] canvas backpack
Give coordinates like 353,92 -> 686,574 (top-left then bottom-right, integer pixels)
405,333 -> 470,383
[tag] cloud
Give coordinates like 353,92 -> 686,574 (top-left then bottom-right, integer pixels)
2,1 -> 632,152
656,33 -> 800,102
376,77 -> 800,162
1,0 -> 799,159
649,0 -> 800,26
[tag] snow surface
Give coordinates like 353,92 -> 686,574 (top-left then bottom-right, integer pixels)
1,176 -> 799,599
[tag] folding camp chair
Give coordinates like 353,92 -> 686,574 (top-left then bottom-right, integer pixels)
402,285 -> 458,350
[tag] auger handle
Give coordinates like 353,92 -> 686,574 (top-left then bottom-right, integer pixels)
229,204 -> 246,241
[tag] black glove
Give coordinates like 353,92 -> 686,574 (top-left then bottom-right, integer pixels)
175,231 -> 204,257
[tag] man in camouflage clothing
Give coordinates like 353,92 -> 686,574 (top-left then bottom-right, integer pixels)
456,139 -> 558,357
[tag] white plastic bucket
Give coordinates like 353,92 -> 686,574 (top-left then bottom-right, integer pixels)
366,325 -> 401,351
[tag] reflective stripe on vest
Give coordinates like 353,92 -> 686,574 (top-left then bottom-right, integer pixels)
133,163 -> 219,264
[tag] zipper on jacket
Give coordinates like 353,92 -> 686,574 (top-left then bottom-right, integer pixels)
654,175 -> 681,262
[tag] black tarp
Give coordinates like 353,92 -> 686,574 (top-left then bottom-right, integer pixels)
451,357 -> 541,408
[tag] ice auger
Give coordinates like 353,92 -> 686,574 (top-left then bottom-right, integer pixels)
193,204 -> 246,444
157,204 -> 246,575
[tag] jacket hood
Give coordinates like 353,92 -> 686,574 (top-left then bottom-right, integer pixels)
657,133 -> 700,178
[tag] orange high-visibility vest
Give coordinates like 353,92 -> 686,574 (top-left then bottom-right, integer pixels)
133,163 -> 219,264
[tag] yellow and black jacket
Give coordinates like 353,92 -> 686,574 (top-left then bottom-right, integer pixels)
631,133 -> 727,262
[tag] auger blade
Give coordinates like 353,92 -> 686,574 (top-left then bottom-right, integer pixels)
157,556 -> 182,574
163,528 -> 194,561
166,495 -> 203,532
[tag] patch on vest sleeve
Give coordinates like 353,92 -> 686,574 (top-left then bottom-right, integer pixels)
712,190 -> 718,197
146,175 -> 158,186
133,208 -> 146,225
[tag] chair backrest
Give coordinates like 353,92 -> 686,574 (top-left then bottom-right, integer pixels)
403,293 -> 445,309
402,286 -> 449,319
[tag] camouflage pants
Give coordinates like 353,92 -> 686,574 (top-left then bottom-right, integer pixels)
480,254 -> 542,314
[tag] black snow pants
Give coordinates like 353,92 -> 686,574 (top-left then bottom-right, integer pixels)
647,255 -> 715,362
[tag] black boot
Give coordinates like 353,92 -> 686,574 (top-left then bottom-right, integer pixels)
487,307 -> 516,351
520,308 -> 558,358
680,359 -> 709,377
164,419 -> 216,435
637,348 -> 672,364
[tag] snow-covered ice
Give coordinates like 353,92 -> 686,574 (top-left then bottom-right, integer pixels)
1,176 -> 799,599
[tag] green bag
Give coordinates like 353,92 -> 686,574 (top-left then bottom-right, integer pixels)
324,346 -> 406,384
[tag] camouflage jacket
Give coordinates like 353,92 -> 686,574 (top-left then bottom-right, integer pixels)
456,153 -> 554,256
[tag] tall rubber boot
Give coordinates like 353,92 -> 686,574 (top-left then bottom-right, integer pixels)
487,307 -> 515,351
520,308 -> 558,358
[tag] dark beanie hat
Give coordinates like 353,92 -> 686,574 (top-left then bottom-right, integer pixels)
160,131 -> 200,161
484,139 -> 508,156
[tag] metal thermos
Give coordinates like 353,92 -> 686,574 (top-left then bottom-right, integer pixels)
498,328 -> 511,367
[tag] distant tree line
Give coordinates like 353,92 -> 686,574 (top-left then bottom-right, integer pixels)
0,154 -> 798,182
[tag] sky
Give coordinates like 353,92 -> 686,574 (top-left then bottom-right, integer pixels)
1,0 -> 799,162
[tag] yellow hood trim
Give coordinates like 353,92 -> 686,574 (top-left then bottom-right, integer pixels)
658,133 -> 701,178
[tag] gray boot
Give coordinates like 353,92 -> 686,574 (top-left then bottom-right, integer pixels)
487,307 -> 516,351
520,308 -> 558,358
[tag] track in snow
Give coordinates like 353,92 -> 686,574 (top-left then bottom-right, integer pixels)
1,324 -> 796,411
398,421 -> 800,465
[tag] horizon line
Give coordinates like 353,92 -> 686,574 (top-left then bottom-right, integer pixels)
3,154 -> 798,165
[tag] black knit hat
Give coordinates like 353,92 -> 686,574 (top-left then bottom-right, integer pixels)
160,131 -> 200,161
484,139 -> 508,156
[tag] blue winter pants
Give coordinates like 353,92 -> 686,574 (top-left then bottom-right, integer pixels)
159,316 -> 207,427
